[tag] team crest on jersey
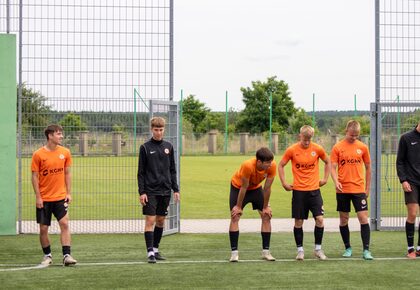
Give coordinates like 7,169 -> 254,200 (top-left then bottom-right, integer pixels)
59,154 -> 65,159
164,148 -> 170,154
311,151 -> 316,157
361,199 -> 367,205
356,149 -> 362,155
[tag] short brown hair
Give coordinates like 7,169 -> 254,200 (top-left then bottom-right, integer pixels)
44,124 -> 63,140
256,147 -> 274,162
346,120 -> 361,132
150,117 -> 166,128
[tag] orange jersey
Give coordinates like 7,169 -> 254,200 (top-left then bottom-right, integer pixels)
31,146 -> 72,201
331,139 -> 370,193
281,142 -> 327,191
231,158 -> 277,190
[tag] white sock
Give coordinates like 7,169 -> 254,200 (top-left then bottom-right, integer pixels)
153,247 -> 159,253
297,247 -> 304,252
408,246 -> 414,251
231,250 -> 238,254
417,246 -> 420,251
315,244 -> 322,251
147,251 -> 155,257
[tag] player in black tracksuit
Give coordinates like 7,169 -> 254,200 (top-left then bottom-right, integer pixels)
137,117 -> 180,263
396,121 -> 420,258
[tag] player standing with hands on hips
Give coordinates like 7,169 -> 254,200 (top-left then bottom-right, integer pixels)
31,124 -> 77,266
396,120 -> 420,258
138,117 -> 180,263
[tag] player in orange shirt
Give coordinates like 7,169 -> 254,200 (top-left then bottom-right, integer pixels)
278,125 -> 330,261
330,120 -> 373,260
229,147 -> 276,262
31,124 -> 77,266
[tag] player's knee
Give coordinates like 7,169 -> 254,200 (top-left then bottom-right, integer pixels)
315,216 -> 324,227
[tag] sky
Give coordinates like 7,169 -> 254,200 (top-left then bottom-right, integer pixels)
174,0 -> 375,112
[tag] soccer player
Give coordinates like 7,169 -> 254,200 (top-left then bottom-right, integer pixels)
31,124 -> 77,266
138,117 -> 180,263
229,147 -> 276,262
278,125 -> 330,261
330,120 -> 373,260
396,120 -> 420,259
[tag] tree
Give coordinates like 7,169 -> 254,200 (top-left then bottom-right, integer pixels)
289,108 -> 314,134
236,76 -> 297,133
59,113 -> 87,136
18,84 -> 52,138
181,95 -> 210,133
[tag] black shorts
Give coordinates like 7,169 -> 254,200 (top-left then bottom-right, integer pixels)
336,193 -> 368,212
292,189 -> 324,219
36,199 -> 68,226
229,184 -> 264,211
142,195 -> 171,216
405,184 -> 420,205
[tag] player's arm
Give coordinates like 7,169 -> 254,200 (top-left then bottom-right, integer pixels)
319,156 -> 331,187
65,166 -> 72,203
278,159 -> 293,191
231,177 -> 249,217
31,171 -> 43,208
137,145 -> 148,205
364,162 -> 371,197
330,162 -> 342,192
262,177 -> 274,218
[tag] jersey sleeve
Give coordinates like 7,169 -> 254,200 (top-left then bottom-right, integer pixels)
267,160 -> 277,178
31,152 -> 40,172
281,147 -> 293,164
362,144 -> 371,164
65,149 -> 72,167
330,145 -> 339,164
317,145 -> 327,160
239,162 -> 252,180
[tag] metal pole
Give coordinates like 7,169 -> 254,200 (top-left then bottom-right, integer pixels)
397,95 -> 400,137
354,94 -> 357,116
169,0 -> 174,100
6,0 -> 10,33
179,89 -> 183,155
269,91 -> 272,150
17,0 -> 23,234
375,0 -> 380,103
224,91 -> 228,154
133,88 -> 137,155
312,93 -> 315,128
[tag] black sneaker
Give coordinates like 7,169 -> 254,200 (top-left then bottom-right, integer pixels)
154,252 -> 166,260
147,255 -> 156,263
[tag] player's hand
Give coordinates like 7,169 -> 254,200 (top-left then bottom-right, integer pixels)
402,181 -> 412,192
173,192 -> 180,202
335,182 -> 343,193
231,205 -> 243,218
365,189 -> 370,198
262,206 -> 272,218
65,194 -> 72,204
282,183 -> 293,191
319,179 -> 327,187
139,194 -> 148,206
36,196 -> 43,209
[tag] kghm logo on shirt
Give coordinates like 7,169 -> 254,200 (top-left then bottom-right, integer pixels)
340,158 -> 362,166
296,163 -> 315,169
42,168 -> 64,176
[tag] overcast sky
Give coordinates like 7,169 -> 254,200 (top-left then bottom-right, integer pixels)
174,0 -> 374,112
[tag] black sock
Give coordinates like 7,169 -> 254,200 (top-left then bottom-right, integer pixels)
339,225 -> 351,249
418,222 -> 420,249
294,227 -> 303,248
42,245 -> 51,256
153,226 -> 164,249
406,221 -> 415,248
229,231 -> 239,251
314,226 -> 324,245
62,246 -> 71,256
144,231 -> 154,253
361,223 -> 370,251
261,232 -> 271,250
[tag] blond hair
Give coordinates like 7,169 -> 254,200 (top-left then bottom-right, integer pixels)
346,120 -> 361,132
300,125 -> 314,138
150,117 -> 166,128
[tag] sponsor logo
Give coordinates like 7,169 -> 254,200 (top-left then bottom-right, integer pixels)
311,151 -> 316,157
42,169 -> 48,176
411,142 -> 418,145
59,154 -> 65,160
164,148 -> 170,154
150,151 -> 156,154
361,205 -> 367,210
361,199 -> 367,205
340,158 -> 362,166
296,163 -> 315,170
42,168 -> 64,176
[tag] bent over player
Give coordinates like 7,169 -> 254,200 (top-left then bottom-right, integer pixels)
330,120 -> 373,260
278,125 -> 330,261
138,117 -> 180,263
31,124 -> 77,266
229,147 -> 276,262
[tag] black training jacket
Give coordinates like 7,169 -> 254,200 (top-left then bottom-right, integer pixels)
137,138 -> 179,196
396,127 -> 420,186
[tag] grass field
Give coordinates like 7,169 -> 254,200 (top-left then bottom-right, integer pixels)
18,154 -> 406,220
1,232 -> 420,289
